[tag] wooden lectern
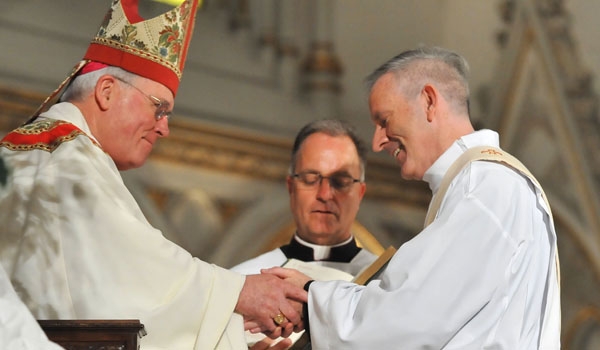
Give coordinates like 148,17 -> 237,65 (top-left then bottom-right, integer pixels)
38,319 -> 146,350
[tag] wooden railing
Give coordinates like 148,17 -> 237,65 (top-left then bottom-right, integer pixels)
38,319 -> 146,350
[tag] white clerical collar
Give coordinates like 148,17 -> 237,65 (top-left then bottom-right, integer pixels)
293,234 -> 354,261
423,129 -> 500,194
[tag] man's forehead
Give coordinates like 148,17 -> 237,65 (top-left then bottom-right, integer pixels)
300,133 -> 355,152
297,135 -> 360,168
369,76 -> 399,115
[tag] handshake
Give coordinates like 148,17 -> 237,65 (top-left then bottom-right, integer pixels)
234,267 -> 312,349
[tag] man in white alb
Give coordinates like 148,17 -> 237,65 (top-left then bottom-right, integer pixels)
266,46 -> 561,349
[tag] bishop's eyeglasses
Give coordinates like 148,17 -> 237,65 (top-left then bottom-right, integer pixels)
292,171 -> 362,193
113,76 -> 172,121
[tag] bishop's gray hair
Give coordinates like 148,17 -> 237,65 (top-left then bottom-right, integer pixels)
365,46 -> 471,115
60,66 -> 138,102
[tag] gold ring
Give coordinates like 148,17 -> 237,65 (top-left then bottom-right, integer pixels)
273,313 -> 286,325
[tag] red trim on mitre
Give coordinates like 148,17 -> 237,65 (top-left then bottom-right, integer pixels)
84,43 -> 179,96
178,0 -> 200,74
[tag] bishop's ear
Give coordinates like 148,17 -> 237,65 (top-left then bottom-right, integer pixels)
95,75 -> 118,111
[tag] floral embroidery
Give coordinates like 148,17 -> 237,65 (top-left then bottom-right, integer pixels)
118,25 -> 147,51
98,1 -> 117,33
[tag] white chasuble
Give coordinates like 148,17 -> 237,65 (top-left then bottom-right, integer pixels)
0,103 -> 246,350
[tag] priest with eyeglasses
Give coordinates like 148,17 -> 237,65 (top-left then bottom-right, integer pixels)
232,119 -> 378,348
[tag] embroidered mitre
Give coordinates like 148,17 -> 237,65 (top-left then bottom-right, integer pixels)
32,0 -> 200,117
84,0 -> 200,95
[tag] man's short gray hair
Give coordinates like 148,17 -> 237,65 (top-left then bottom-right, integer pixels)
365,46 -> 471,115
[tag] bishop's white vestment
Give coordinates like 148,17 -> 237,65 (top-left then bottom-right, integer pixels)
0,103 -> 247,350
0,264 -> 64,350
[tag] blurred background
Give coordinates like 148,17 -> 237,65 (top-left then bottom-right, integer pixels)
1,0 -> 599,347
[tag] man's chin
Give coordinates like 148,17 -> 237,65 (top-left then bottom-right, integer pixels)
400,168 -> 419,181
116,156 -> 149,171
305,227 -> 337,240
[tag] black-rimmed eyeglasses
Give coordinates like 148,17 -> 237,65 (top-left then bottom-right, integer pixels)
114,76 -> 172,121
292,171 -> 362,192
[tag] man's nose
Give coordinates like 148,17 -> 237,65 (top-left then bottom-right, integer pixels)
316,177 -> 334,200
372,126 -> 388,152
156,118 -> 170,138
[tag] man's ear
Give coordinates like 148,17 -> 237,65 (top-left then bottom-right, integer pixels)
358,182 -> 366,200
95,75 -> 118,111
421,84 -> 438,122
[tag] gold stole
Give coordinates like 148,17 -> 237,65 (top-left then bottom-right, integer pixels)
423,146 -> 561,340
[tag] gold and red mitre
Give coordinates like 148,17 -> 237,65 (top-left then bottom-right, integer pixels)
84,0 -> 200,96
32,0 -> 200,117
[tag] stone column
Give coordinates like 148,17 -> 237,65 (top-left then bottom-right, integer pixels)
300,0 -> 343,119
276,0 -> 301,95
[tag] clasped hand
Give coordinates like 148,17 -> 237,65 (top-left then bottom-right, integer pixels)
235,270 -> 309,339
